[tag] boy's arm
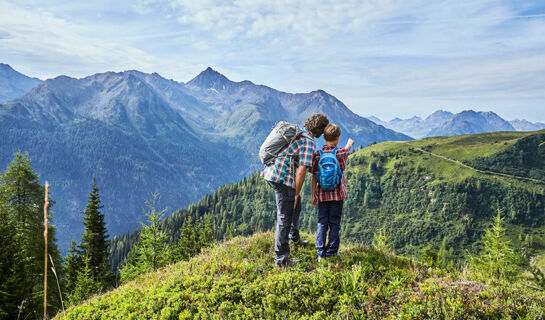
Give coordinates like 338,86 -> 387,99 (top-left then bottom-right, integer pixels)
345,138 -> 355,151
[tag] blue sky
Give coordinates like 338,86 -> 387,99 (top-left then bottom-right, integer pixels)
1,0 -> 544,121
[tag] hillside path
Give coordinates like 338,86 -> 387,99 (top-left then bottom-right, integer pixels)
405,144 -> 545,185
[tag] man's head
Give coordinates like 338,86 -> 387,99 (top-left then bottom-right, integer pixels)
323,123 -> 341,144
304,114 -> 329,138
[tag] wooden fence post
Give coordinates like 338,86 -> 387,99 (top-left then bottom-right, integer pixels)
43,182 -> 49,320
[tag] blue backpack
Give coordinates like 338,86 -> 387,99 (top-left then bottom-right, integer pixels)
316,148 -> 342,191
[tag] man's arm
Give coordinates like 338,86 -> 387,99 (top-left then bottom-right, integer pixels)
311,174 -> 318,208
294,165 -> 307,197
294,137 -> 314,207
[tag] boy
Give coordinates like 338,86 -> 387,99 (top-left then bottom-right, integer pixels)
310,124 -> 354,260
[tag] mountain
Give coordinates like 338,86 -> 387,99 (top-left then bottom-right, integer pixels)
366,115 -> 384,125
424,109 -> 454,126
60,233 -> 545,319
510,119 -> 545,131
388,116 -> 424,138
374,110 -> 526,138
0,63 -> 41,103
110,130 -> 545,270
0,71 -> 252,251
428,110 -> 515,137
180,67 -> 411,149
369,110 -> 455,138
0,67 -> 410,251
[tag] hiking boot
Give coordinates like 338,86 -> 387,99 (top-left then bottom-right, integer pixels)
326,251 -> 343,258
275,259 -> 301,268
291,238 -> 309,246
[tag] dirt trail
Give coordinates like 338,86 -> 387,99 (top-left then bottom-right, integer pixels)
413,147 -> 545,185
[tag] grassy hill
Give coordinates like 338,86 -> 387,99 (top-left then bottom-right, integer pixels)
110,130 -> 545,270
59,233 -> 545,319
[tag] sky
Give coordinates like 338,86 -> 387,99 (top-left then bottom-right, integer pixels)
1,0 -> 544,122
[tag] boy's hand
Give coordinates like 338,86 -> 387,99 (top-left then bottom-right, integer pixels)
346,138 -> 355,150
311,195 -> 318,208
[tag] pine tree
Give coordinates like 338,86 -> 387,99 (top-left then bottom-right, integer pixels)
474,209 -> 519,281
64,239 -> 83,294
0,152 -> 63,318
120,194 -> 168,283
0,187 -> 17,319
170,217 -> 215,263
68,255 -> 101,306
79,178 -> 113,288
372,229 -> 391,253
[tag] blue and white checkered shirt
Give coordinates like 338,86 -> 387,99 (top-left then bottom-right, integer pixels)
262,129 -> 315,189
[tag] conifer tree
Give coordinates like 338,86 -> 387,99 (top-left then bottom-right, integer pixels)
79,178 -> 113,288
0,187 -> 16,319
68,255 -> 100,306
473,209 -> 519,281
120,194 -> 168,283
170,217 -> 215,263
0,152 -> 63,318
64,239 -> 83,294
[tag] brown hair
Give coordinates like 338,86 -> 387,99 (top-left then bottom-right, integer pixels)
304,114 -> 329,138
323,123 -> 341,142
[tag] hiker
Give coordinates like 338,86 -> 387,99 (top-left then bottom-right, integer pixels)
261,114 -> 329,267
310,124 -> 354,261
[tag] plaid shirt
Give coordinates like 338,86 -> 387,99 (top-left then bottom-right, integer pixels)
262,130 -> 315,189
310,144 -> 349,202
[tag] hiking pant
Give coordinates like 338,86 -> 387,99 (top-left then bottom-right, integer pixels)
316,200 -> 343,257
267,181 -> 302,264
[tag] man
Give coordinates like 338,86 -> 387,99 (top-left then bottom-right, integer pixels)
263,114 -> 329,267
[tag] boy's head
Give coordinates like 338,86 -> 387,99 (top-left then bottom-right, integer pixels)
323,124 -> 341,144
304,113 -> 329,138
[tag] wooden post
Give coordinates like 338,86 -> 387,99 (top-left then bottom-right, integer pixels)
43,182 -> 49,320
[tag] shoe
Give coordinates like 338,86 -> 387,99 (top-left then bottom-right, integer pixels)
291,239 -> 309,245
275,259 -> 301,268
326,251 -> 343,258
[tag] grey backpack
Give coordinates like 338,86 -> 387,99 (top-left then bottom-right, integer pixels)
259,121 -> 310,165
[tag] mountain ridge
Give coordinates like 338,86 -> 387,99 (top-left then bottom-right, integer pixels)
0,63 -> 42,103
371,109 -> 543,138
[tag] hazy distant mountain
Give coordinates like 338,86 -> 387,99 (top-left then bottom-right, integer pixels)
0,63 -> 41,102
366,116 -> 384,125
1,66 -> 410,251
510,119 -> 545,131
369,110 -> 537,138
424,110 -> 454,127
427,110 -> 515,137
369,110 -> 454,138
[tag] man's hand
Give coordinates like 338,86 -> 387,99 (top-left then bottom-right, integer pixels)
294,194 -> 301,210
311,195 -> 318,208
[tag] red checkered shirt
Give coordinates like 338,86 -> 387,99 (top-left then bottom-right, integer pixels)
310,144 -> 349,202
262,130 -> 315,189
